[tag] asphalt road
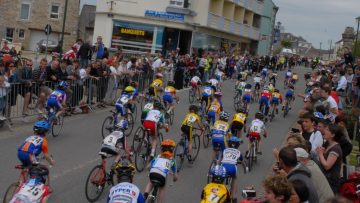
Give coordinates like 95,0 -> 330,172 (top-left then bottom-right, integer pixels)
0,66 -> 309,202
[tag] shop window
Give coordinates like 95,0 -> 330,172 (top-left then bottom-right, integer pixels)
19,29 -> 25,39
6,28 -> 14,42
50,4 -> 60,19
170,0 -> 190,8
20,2 -> 31,20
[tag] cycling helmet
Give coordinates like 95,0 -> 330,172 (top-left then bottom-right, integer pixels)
214,91 -> 222,97
189,104 -> 198,113
263,85 -> 269,90
130,81 -> 137,88
124,86 -> 135,93
219,111 -> 230,121
255,112 -> 264,120
167,80 -> 175,86
33,121 -> 50,135
115,162 -> 135,183
29,165 -> 49,184
245,84 -> 252,89
153,101 -> 162,110
210,165 -> 227,184
58,81 -> 69,89
274,89 -> 280,93
155,73 -> 163,78
161,139 -> 176,158
288,84 -> 294,89
116,119 -> 129,130
228,136 -> 241,149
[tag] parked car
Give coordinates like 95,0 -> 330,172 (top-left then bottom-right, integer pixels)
37,39 -> 58,53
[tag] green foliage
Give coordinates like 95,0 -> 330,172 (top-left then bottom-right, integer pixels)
281,40 -> 292,48
353,40 -> 360,57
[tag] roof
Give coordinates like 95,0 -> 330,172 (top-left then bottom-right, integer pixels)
79,5 -> 96,28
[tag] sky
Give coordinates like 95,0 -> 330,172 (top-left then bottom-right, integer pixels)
81,0 -> 360,49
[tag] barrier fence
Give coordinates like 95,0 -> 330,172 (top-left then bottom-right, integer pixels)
1,71 -> 153,120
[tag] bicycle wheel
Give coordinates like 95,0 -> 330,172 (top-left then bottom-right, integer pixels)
189,88 -> 195,104
133,104 -> 138,122
85,165 -> 106,202
202,125 -> 211,148
125,113 -> 134,137
191,134 -> 201,162
174,140 -> 185,171
52,116 -> 64,137
134,138 -> 147,172
248,144 -> 254,172
158,132 -> 164,144
233,93 -> 241,111
101,116 -> 114,139
207,161 -> 216,183
132,127 -> 144,153
269,108 -> 275,122
3,182 -> 19,203
283,102 -> 289,118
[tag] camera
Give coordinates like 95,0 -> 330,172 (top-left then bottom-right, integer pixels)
242,189 -> 256,199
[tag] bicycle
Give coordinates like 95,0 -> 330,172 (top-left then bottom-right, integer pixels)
269,104 -> 277,122
259,103 -> 268,123
252,88 -> 260,103
163,101 -> 175,126
233,90 -> 242,111
188,85 -> 197,104
145,171 -> 175,203
174,128 -> 203,171
201,120 -> 212,148
247,137 -> 259,172
101,110 -> 134,138
43,107 -> 64,137
140,93 -> 160,112
283,97 -> 291,118
132,126 -> 164,172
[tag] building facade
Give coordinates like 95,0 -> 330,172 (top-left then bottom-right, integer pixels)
78,4 -> 96,43
0,0 -> 79,51
93,0 -> 265,55
257,0 -> 277,56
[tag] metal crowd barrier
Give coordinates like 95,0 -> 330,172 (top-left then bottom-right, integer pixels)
2,71 -> 153,120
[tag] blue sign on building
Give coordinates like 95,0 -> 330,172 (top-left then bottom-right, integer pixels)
145,10 -> 185,21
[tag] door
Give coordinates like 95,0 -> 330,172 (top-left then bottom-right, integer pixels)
28,31 -> 59,51
178,30 -> 192,55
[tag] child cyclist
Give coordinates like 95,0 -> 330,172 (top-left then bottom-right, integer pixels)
200,165 -> 231,203
259,86 -> 272,119
144,139 -> 178,203
207,92 -> 222,125
211,111 -> 231,161
291,72 -> 299,85
246,112 -> 267,157
283,84 -> 295,110
235,77 -> 247,97
270,88 -> 283,115
190,74 -> 202,100
181,105 -> 204,162
46,81 -> 68,118
149,73 -> 164,97
253,73 -> 261,91
162,80 -> 179,114
230,108 -> 247,141
242,83 -> 252,113
202,81 -> 214,110
221,136 -> 248,202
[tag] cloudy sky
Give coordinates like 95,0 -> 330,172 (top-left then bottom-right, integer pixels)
81,0 -> 360,49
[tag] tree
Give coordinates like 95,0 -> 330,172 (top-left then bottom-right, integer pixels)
281,40 -> 292,48
353,40 -> 360,57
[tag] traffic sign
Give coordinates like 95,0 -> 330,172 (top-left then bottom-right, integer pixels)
45,24 -> 52,35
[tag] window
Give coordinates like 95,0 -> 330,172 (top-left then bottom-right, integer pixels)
6,28 -> 14,42
20,3 -> 30,20
170,0 -> 190,8
50,4 -> 60,19
19,29 -> 25,39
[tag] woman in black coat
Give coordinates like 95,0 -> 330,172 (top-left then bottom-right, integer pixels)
174,60 -> 185,90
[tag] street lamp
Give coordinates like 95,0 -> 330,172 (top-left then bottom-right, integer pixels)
355,16 -> 360,56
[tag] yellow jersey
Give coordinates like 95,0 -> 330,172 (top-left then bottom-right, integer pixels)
272,92 -> 281,99
164,86 -> 176,96
201,183 -> 230,203
208,102 -> 221,113
292,74 -> 298,80
150,79 -> 163,88
212,120 -> 230,133
232,113 -> 246,124
181,113 -> 200,127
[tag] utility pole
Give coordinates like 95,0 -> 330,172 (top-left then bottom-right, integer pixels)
355,16 -> 360,57
59,0 -> 69,55
328,40 -> 332,60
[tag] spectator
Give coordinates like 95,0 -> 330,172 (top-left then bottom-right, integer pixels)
345,67 -> 354,105
77,41 -> 92,69
67,61 -> 83,109
289,179 -> 309,203
278,146 -> 319,203
263,174 -> 292,203
299,113 -> 323,153
104,60 -> 121,104
320,85 -> 338,121
96,60 -> 109,107
57,60 -> 75,106
102,47 -> 109,59
352,66 -> 360,107
46,59 -> 59,89
0,75 -> 9,116
95,36 -> 105,60
336,69 -> 347,109
343,47 -> 354,66
4,61 -> 18,119
152,55 -> 164,73
17,59 -> 33,121
32,58 -> 51,113
294,145 -> 334,202
316,124 -> 343,193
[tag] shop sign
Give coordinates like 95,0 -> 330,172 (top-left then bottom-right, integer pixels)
145,10 -> 184,21
120,28 -> 145,36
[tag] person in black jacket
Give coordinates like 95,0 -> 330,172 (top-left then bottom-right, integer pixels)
17,59 -> 33,118
77,41 -> 92,69
57,60 -> 74,107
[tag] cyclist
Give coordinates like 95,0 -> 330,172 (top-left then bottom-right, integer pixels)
108,163 -> 145,203
141,101 -> 154,124
101,120 -> 132,164
190,74 -> 202,100
9,166 -> 51,203
162,80 -> 179,114
123,81 -> 139,111
269,70 -> 277,85
246,112 -> 267,157
209,78 -> 220,92
211,111 -> 231,161
207,92 -> 222,125
149,73 -> 164,97
235,77 -> 247,97
200,165 -> 231,203
283,84 -> 295,110
242,84 -> 252,113
230,108 -> 247,140
202,81 -> 214,110
221,136 -> 247,202
18,121 -> 55,168
291,72 -> 298,85
180,105 -> 204,162
270,88 -> 283,115
253,73 -> 261,91
268,82 -> 275,93
259,86 -> 271,118
46,81 -> 68,118
143,101 -> 168,159
284,69 -> 292,85
144,139 -> 178,203
261,66 -> 268,80
115,91 -> 133,123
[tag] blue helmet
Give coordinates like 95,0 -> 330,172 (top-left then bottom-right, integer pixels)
58,81 -> 69,89
228,136 -> 241,149
245,84 -> 252,89
116,119 -> 128,130
210,165 -> 227,183
219,111 -> 230,121
33,121 -> 50,135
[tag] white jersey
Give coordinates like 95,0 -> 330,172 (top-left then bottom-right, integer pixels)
150,157 -> 176,177
209,79 -> 219,87
253,77 -> 261,83
221,148 -> 242,165
143,103 -> 153,112
108,182 -> 143,203
145,110 -> 162,123
286,71 -> 292,77
244,88 -> 252,94
10,181 -> 48,203
102,131 -> 124,151
117,95 -> 130,105
191,76 -> 201,83
238,82 -> 247,89
249,119 -> 265,134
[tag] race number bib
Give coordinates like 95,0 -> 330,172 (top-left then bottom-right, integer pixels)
144,103 -> 153,111
120,96 -> 129,104
26,137 -> 43,146
210,105 -> 218,111
207,193 -> 220,202
216,124 -> 226,131
104,135 -> 119,147
18,184 -> 45,201
236,114 -> 245,121
186,115 -> 197,125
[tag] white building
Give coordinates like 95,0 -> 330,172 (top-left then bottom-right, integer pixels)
93,0 -> 265,55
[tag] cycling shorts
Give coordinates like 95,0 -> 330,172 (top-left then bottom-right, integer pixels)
47,98 -> 61,111
207,111 -> 216,125
17,151 -> 36,167
115,103 -> 126,116
285,75 -> 291,79
271,97 -> 280,105
150,172 -> 166,187
143,120 -> 157,136
255,83 -> 260,90
243,94 -> 251,104
285,91 -> 293,98
222,163 -> 237,177
212,135 -> 226,152
181,125 -> 193,142
148,87 -> 155,96
191,81 -> 198,89
260,96 -> 269,108
162,94 -> 173,104
230,121 -> 244,134
100,146 -> 119,156
249,132 -> 261,141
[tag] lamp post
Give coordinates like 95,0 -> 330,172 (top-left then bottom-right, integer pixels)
355,16 -> 360,57
59,0 -> 69,55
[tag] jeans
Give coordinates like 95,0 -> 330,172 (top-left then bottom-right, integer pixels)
80,58 -> 89,69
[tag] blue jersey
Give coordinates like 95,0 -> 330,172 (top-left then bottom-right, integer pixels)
107,182 -> 145,203
202,86 -> 213,97
48,89 -> 66,103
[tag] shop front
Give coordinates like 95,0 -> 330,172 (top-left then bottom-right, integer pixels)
191,32 -> 242,55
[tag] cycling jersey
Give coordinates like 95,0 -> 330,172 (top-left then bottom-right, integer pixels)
209,79 -> 219,89
201,183 -> 230,203
143,103 -> 153,113
9,179 -> 50,203
285,89 -> 294,98
202,86 -> 213,97
221,148 -> 243,165
208,101 -> 221,113
115,94 -> 132,116
292,74 -> 298,80
150,79 -> 163,88
191,76 -> 201,84
285,71 -> 292,79
249,119 -> 265,140
108,182 -> 145,203
260,90 -> 271,108
163,86 -> 176,104
150,156 -> 177,178
18,136 -> 48,166
253,77 -> 261,84
212,120 -> 230,134
181,113 -> 200,127
102,131 -> 125,152
47,89 -> 66,110
243,88 -> 252,104
232,113 -> 246,125
145,110 -> 164,124
271,92 -> 283,104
